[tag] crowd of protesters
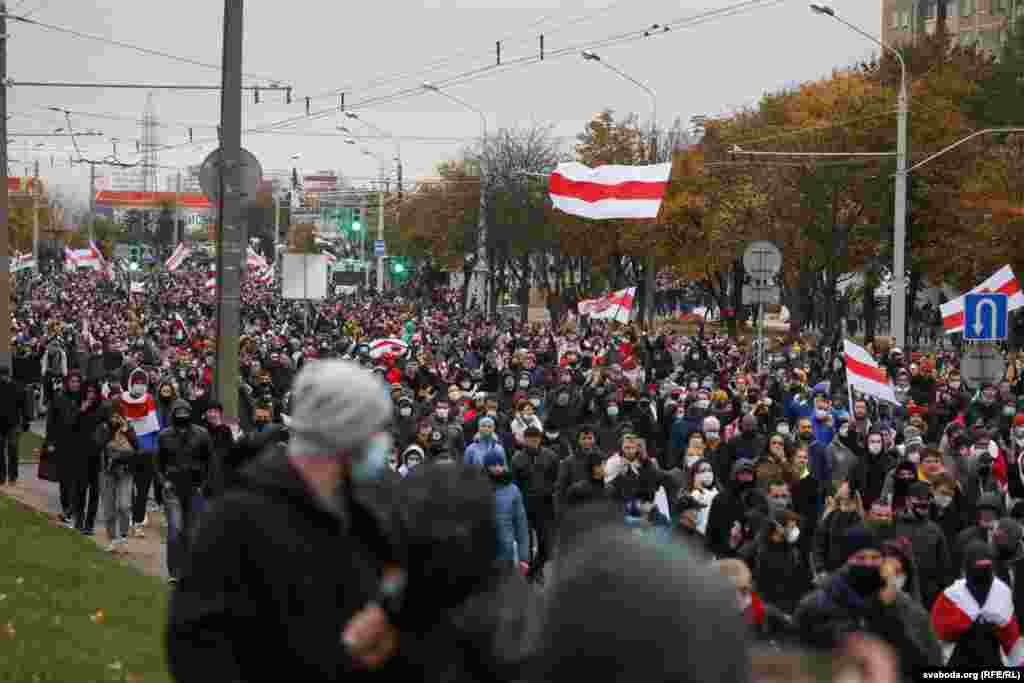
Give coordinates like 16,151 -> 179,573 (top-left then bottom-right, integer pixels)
7,261 -> 1024,679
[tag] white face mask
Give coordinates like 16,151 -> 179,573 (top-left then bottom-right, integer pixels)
776,425 -> 790,436
868,442 -> 883,455
839,424 -> 849,438
933,494 -> 953,509
695,471 -> 714,488
738,593 -> 752,612
887,574 -> 907,592
685,454 -> 700,468
907,451 -> 921,465
785,526 -> 800,544
399,407 -> 412,417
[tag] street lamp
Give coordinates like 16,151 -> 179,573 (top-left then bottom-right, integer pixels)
340,110 -> 403,200
812,3 -> 909,348
422,82 -> 490,316
580,50 -> 659,326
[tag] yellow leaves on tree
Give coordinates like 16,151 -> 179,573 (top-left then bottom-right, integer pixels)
398,160 -> 480,270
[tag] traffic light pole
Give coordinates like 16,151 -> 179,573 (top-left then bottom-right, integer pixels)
214,0 -> 245,422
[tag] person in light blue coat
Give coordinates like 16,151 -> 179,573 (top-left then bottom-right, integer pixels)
464,416 -> 506,467
484,450 -> 530,573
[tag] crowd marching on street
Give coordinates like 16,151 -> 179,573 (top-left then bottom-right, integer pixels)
5,254 -> 1024,682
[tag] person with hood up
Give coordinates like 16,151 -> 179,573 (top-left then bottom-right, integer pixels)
42,370 -> 84,526
157,399 -> 214,585
890,480 -> 952,609
720,414 -> 763,482
794,525 -> 942,678
463,416 -> 506,468
743,509 -> 809,615
880,536 -> 924,606
931,541 -> 1024,667
69,382 -> 105,535
828,413 -> 865,486
483,451 -> 530,577
168,360 -> 421,680
953,491 -> 1004,578
705,458 -> 758,559
398,444 -> 425,477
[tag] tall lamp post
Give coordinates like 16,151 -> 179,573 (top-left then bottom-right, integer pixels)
811,3 -> 908,348
423,82 -> 490,316
581,50 -> 659,326
359,145 -> 387,292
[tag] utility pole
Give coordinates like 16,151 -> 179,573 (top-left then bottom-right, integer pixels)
214,0 -> 245,422
362,193 -> 369,290
88,162 -> 96,243
174,171 -> 182,247
644,125 -> 658,328
31,160 -> 39,271
376,179 -> 385,292
0,2 -> 10,369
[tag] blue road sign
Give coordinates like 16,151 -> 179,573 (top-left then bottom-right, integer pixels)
964,292 -> 1008,341
374,240 -> 386,257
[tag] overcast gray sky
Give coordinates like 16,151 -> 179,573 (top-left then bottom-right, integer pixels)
7,0 -> 883,206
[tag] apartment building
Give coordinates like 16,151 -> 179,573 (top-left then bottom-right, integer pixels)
882,0 -> 1024,52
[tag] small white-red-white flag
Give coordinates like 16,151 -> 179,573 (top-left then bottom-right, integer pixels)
940,265 -> 1024,334
165,242 -> 191,272
204,277 -> 217,293
549,162 -> 672,220
844,340 -> 898,405
577,287 -> 636,323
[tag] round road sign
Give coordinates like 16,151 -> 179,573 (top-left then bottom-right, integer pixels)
743,241 -> 782,280
199,147 -> 263,204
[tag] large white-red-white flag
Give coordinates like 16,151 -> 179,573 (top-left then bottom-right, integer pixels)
940,265 -> 1024,334
549,162 -> 672,220
843,339 -> 899,405
578,287 -> 636,324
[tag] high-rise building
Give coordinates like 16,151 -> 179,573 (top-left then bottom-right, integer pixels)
882,0 -> 1024,53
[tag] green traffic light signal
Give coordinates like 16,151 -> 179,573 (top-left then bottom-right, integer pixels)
393,262 -> 405,273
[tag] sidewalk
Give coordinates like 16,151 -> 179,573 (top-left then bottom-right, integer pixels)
2,463 -> 169,581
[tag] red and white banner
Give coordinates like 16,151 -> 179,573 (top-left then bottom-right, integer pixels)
165,242 -> 191,272
844,339 -> 899,405
65,242 -> 104,269
369,338 -> 408,359
941,265 -> 1024,334
578,287 -> 636,323
549,162 -> 672,220
204,277 -> 217,293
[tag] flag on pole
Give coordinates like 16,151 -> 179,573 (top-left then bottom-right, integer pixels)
246,246 -> 269,271
89,240 -> 105,267
204,277 -> 217,293
577,287 -> 636,323
843,340 -> 899,404
940,265 -> 1024,334
165,242 -> 191,271
549,162 -> 672,220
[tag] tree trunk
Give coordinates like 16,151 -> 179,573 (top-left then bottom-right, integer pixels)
517,252 -> 532,324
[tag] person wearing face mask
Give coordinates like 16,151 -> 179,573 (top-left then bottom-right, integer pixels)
393,396 -> 418,450
668,400 -> 706,469
687,458 -> 718,536
398,444 -> 425,476
880,536 -> 924,605
932,541 -> 1024,667
157,399 -> 214,585
596,399 -> 624,454
464,416 -> 506,468
812,480 -> 865,582
890,481 -> 952,609
510,400 -> 543,450
827,413 -> 865,487
929,474 -> 967,552
705,459 -> 758,558
482,451 -> 530,578
498,372 -> 518,414
94,408 -> 139,552
795,525 -> 942,675
721,413 -> 764,479
678,432 -> 706,488
744,509 -> 809,615
966,383 -> 1005,430
954,493 -> 1005,575
118,369 -> 164,536
200,401 -> 238,499
168,360 -> 416,680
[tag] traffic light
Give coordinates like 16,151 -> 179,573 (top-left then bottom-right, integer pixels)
352,208 -> 362,232
393,262 -> 405,274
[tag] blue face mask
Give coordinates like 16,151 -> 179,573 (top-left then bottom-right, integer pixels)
351,434 -> 392,484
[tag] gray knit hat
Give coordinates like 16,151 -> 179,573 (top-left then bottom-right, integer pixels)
286,360 -> 393,457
